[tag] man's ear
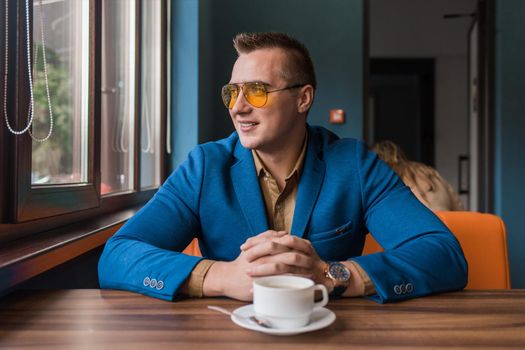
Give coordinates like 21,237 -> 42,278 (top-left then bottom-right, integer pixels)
297,85 -> 314,114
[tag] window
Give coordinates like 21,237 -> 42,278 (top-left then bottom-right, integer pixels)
140,0 -> 163,190
100,0 -> 137,195
31,0 -> 90,185
0,0 -> 168,238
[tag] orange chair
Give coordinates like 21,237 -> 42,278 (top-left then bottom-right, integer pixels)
363,211 -> 511,289
185,211 -> 511,289
183,238 -> 202,256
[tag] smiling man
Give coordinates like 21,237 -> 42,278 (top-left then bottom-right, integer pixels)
98,32 -> 467,303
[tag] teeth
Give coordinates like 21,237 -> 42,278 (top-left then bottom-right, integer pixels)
240,122 -> 257,126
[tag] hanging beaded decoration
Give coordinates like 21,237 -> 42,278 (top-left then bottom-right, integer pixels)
3,0 -> 53,142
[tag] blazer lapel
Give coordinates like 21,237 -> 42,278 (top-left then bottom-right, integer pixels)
291,131 -> 326,238
230,141 -> 269,236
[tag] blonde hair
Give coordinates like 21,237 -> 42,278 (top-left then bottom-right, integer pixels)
371,140 -> 465,211
371,140 -> 409,173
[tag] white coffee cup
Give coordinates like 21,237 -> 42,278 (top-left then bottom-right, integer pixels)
253,275 -> 329,329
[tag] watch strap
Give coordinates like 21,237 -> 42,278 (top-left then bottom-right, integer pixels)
330,285 -> 348,298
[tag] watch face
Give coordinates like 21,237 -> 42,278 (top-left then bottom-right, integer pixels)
329,262 -> 350,282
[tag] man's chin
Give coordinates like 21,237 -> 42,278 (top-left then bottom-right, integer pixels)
238,136 -> 259,150
239,141 -> 258,150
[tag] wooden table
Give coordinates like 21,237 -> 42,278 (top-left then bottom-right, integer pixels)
0,290 -> 523,349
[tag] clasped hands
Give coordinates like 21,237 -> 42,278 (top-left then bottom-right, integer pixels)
205,230 -> 330,301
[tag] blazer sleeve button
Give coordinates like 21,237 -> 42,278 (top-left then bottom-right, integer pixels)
156,280 -> 164,290
393,285 -> 401,295
143,277 -> 151,287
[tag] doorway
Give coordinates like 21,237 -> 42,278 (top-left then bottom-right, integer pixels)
366,0 -> 478,209
368,58 -> 435,165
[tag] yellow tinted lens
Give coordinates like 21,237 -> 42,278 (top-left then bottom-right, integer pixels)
221,85 -> 238,109
244,83 -> 267,107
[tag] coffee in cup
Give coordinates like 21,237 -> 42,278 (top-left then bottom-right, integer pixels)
253,275 -> 329,329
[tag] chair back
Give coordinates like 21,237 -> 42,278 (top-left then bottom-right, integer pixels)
363,211 -> 511,289
182,238 -> 201,256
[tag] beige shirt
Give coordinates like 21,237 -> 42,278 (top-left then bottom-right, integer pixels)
251,138 -> 306,233
186,135 -> 375,297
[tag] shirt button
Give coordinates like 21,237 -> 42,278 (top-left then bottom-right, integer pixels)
143,277 -> 151,287
276,204 -> 281,210
150,278 -> 157,288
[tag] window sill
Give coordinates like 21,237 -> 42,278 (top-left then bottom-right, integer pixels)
0,207 -> 140,295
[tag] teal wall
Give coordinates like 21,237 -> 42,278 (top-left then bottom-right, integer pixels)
170,0 -> 200,167
171,0 -> 365,167
494,0 -> 525,288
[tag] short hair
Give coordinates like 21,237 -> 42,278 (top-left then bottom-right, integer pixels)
233,32 -> 317,90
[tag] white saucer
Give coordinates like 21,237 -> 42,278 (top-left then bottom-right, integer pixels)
231,305 -> 336,336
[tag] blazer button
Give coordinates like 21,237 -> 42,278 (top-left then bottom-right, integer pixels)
143,277 -> 151,287
393,285 -> 401,295
400,284 -> 407,294
150,278 -> 157,288
406,283 -> 414,293
156,280 -> 164,290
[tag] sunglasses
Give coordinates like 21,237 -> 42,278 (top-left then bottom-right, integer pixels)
221,82 -> 305,109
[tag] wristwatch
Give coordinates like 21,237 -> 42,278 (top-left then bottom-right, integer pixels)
324,261 -> 351,298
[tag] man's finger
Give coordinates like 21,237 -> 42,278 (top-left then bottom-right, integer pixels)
246,262 -> 312,277
240,230 -> 287,251
272,235 -> 314,255
243,240 -> 292,262
250,251 -> 313,269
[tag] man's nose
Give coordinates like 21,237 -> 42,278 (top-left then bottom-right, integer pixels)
230,89 -> 252,114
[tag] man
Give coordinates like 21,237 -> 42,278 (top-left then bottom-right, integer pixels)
98,32 -> 467,303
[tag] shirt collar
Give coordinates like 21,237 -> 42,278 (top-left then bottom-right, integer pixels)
252,131 -> 308,181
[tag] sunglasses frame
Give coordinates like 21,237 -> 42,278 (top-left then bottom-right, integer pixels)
221,82 -> 305,109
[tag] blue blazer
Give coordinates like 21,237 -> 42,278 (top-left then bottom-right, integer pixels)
98,126 -> 467,303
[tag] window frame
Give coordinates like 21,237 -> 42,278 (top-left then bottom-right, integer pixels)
0,0 -> 168,241
14,0 -> 99,222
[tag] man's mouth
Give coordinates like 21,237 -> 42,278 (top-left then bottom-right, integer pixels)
239,122 -> 258,127
238,121 -> 259,132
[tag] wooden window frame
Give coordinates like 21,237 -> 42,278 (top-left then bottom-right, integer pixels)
13,0 -> 99,222
0,0 -> 168,243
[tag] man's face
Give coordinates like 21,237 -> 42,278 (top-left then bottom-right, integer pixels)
228,48 -> 306,153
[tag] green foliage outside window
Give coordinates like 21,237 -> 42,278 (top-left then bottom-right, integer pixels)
31,44 -> 74,184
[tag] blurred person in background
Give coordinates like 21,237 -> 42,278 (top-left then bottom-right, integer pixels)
372,140 -> 465,212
